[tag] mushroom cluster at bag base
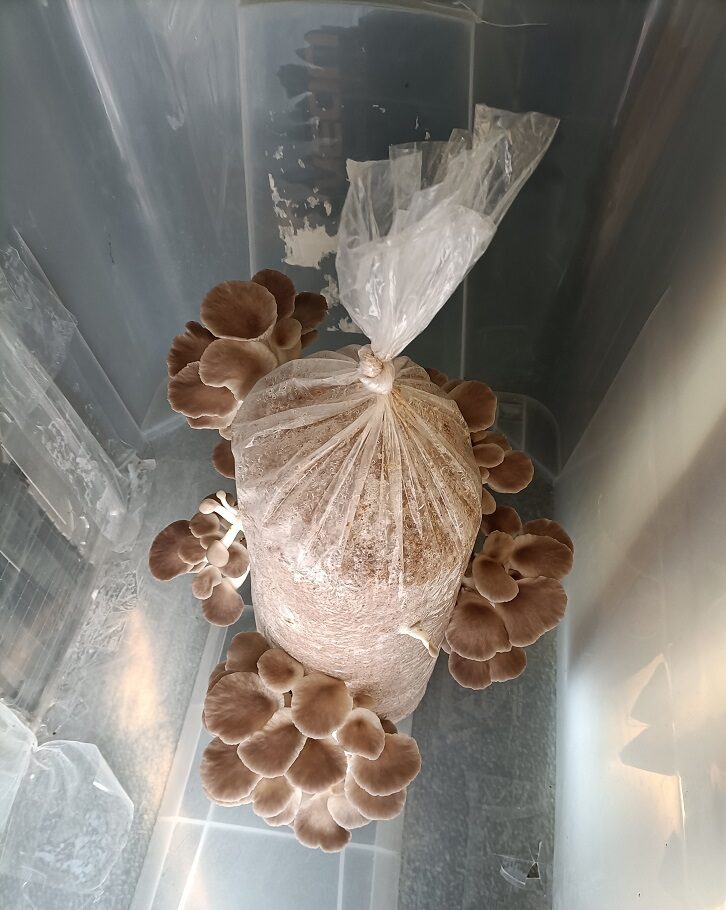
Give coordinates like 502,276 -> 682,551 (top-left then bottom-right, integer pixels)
201,632 -> 421,852
427,369 -> 575,690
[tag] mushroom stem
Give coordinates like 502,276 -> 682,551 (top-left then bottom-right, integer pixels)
398,623 -> 439,658
221,518 -> 244,549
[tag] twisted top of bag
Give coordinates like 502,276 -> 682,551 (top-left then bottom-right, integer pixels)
357,345 -> 395,394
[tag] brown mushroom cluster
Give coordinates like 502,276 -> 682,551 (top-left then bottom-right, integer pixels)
148,490 -> 250,626
201,632 -> 421,852
166,270 -> 327,468
427,369 -> 574,690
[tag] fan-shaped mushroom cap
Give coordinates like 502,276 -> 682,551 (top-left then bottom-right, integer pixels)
473,442 -> 505,468
445,592 -> 511,661
488,646 -> 527,682
236,707 -> 306,777
200,738 -> 260,803
201,281 -> 277,340
441,378 -> 464,393
204,672 -> 282,744
187,412 -> 238,431
380,718 -> 398,734
206,540 -> 230,568
252,269 -> 296,319
486,450 -> 534,493
448,380 -> 497,432
167,321 -> 215,376
286,736 -> 347,793
199,338 -> 278,400
353,693 -> 375,710
522,518 -> 574,553
177,535 -> 206,565
327,794 -> 370,830
148,520 -> 193,580
472,554 -> 519,603
424,367 -> 448,387
344,775 -> 406,821
292,291 -> 328,331
226,632 -> 270,671
192,565 -> 223,600
212,438 -> 235,479
337,708 -> 386,760
168,362 -> 237,418
189,512 -> 220,538
495,577 -> 567,647
266,788 -> 303,827
349,733 -> 421,797
472,429 -> 510,449
291,672 -> 354,738
251,775 -> 296,818
257,649 -> 304,693
294,793 -> 351,852
271,316 -> 303,350
448,652 -> 492,690
509,533 -> 573,580
481,487 -> 497,515
202,580 -> 244,626
481,505 -> 523,537
483,530 -> 516,563
222,542 -> 250,579
207,661 -> 234,693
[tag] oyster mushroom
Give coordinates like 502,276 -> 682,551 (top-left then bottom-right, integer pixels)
286,736 -> 347,793
481,505 -> 523,537
212,439 -> 235,479
191,565 -> 222,600
167,361 -> 237,419
448,652 -> 492,690
200,738 -> 260,803
473,442 -> 505,468
202,580 -> 244,626
201,281 -> 277,340
257,649 -> 304,693
226,632 -> 270,671
488,647 -> 527,682
344,775 -> 406,821
424,367 -> 448,387
236,707 -> 306,777
445,591 -> 511,661
199,338 -> 278,400
293,793 -> 351,852
349,733 -> 421,797
291,672 -> 353,738
223,542 -> 250,579
336,708 -> 386,760
251,775 -> 296,818
448,380 -> 497,432
482,530 -> 516,563
522,518 -> 574,553
167,321 -> 215,376
327,793 -> 370,830
495,577 -> 567,647
486,450 -> 534,494
252,268 -> 296,319
148,520 -> 194,581
509,533 -> 574,580
300,329 -> 318,350
471,554 -> 519,603
292,291 -> 328,331
204,671 -> 282,744
266,788 -> 303,827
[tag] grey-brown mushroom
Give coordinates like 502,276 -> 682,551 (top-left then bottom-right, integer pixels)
286,736 -> 347,793
257,649 -> 304,693
495,577 -> 567,647
445,591 -> 511,661
252,269 -> 296,319
167,361 -> 237,419
167,321 -> 215,376
336,708 -> 386,760
202,579 -> 244,626
204,671 -> 282,744
448,380 -> 497,432
148,520 -> 194,581
200,737 -> 260,804
201,281 -> 277,340
293,793 -> 351,852
344,775 -> 406,821
291,672 -> 353,738
349,733 -> 421,797
236,707 -> 306,777
199,338 -> 278,400
226,632 -> 270,671
486,450 -> 534,494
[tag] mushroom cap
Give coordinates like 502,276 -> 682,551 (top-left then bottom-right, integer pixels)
206,540 -> 230,568
336,708 -> 386,760
168,361 -> 237,418
344,775 -> 406,821
192,565 -> 222,600
223,542 -> 250,579
481,505 -> 523,537
441,378 -> 464,393
200,738 -> 260,803
266,788 -> 303,827
509,533 -> 574,580
292,291 -> 328,331
472,554 -> 519,603
472,430 -> 511,450
495,577 -> 567,646
257,649 -> 304,693
486,450 -> 534,494
189,512 -> 220,538
251,775 -> 297,818
202,579 -> 245,626
353,693 -> 375,710
448,652 -> 493,690
379,718 -> 398,734
226,632 -> 270,671
300,329 -> 318,350
473,442 -> 505,468
177,535 -> 207,565
204,671 -> 282,744
167,321 -> 215,376
187,412 -> 238,431
286,736 -> 347,793
488,647 -> 527,682
212,439 -> 236,479
271,316 -> 303,350
236,707 -> 306,777
207,661 -> 234,693
252,269 -> 296,319
201,281 -> 277,340
294,793 -> 351,852
445,591 -> 511,661
481,487 -> 497,515
148,520 -> 193,581
291,672 -> 353,738
522,518 -> 574,553
327,794 -> 370,830
448,380 -> 497,432
199,338 -> 278,400
424,367 -> 448,387
482,530 -> 516,563
349,733 -> 421,797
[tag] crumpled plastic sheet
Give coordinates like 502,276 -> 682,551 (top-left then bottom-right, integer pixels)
0,703 -> 133,907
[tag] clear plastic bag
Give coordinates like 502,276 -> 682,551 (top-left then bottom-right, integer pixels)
233,107 -> 558,719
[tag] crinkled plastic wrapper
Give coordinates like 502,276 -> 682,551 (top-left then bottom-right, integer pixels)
233,107 -> 558,719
